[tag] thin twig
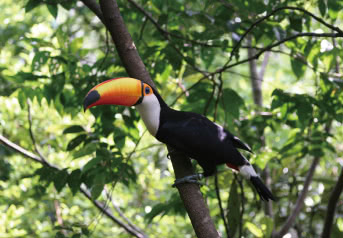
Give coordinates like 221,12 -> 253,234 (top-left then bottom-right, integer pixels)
127,0 -> 222,48
203,79 -> 216,116
272,157 -> 320,238
27,99 -> 48,164
104,186 -> 147,237
216,32 -> 343,77
94,29 -> 111,77
0,133 -> 146,238
127,0 -> 211,79
215,174 -> 230,238
227,6 -> 343,66
213,74 -> 223,122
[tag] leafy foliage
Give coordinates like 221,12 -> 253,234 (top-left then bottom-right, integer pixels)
0,0 -> 343,237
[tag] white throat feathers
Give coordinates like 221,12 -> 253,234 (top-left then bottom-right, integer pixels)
135,94 -> 161,136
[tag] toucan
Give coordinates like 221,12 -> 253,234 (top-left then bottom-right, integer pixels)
83,77 -> 275,201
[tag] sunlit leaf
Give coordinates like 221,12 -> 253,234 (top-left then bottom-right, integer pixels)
245,222 -> 263,237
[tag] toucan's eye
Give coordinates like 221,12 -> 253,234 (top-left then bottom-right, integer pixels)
145,86 -> 151,95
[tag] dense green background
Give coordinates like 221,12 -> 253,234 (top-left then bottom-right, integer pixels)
0,0 -> 342,237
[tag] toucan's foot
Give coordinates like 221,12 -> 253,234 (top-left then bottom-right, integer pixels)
172,174 -> 204,187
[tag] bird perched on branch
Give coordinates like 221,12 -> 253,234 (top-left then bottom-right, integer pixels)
83,77 -> 275,201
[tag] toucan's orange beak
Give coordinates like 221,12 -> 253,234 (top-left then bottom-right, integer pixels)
83,77 -> 144,111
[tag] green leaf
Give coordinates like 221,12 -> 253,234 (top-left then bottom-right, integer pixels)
261,217 -> 274,238
54,169 -> 69,192
73,142 -> 97,159
63,125 -> 85,134
67,169 -> 82,195
47,4 -> 58,19
145,203 -> 167,223
289,16 -> 303,32
291,56 -> 306,79
295,97 -> 313,125
25,0 -> 40,12
31,51 -> 50,71
90,174 -> 105,200
70,38 -> 83,54
36,167 -> 58,184
222,88 -> 245,119
113,127 -> 126,150
81,227 -> 90,236
245,222 -> 263,237
67,134 -> 87,151
82,157 -> 102,174
60,0 -> 75,10
318,0 -> 327,17
227,180 -> 240,237
55,231 -> 66,238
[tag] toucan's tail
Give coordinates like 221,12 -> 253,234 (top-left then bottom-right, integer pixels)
250,176 -> 275,201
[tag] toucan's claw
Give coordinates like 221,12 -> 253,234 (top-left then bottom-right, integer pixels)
172,174 -> 204,187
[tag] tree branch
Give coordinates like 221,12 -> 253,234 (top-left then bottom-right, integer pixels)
227,6 -> 343,65
168,146 -> 221,238
79,0 -> 105,23
27,99 -> 49,165
272,157 -> 320,238
215,174 -> 230,238
104,186 -> 148,237
0,134 -> 146,238
321,167 -> 343,238
80,186 -> 146,238
127,0 -> 210,78
218,32 -> 343,75
127,0 -> 221,48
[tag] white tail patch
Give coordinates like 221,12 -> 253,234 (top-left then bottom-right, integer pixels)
239,164 -> 257,179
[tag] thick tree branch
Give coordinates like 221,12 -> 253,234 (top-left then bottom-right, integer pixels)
168,146 -> 221,238
80,0 -> 105,23
98,0 -> 154,87
272,157 -> 320,238
0,134 -> 146,238
321,167 -> 343,238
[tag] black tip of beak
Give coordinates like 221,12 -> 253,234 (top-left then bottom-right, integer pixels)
83,90 -> 100,112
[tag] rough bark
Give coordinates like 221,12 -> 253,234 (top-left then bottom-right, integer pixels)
98,0 -> 153,87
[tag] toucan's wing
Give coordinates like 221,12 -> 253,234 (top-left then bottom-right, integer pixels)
156,110 -> 248,167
